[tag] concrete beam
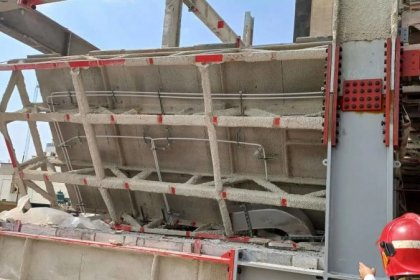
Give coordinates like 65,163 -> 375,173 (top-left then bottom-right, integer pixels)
0,8 -> 97,55
24,180 -> 56,204
0,47 -> 327,71
20,169 -> 326,211
70,68 -> 119,222
162,0 -> 183,48
15,71 -> 57,206
242,12 -> 254,48
0,122 -> 27,195
0,111 -> 323,131
199,64 -> 234,236
18,238 -> 32,280
182,0 -> 242,45
0,71 -> 18,113
109,167 -> 139,218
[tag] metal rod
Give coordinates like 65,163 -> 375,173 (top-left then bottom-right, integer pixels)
57,135 -> 270,183
151,140 -> 171,214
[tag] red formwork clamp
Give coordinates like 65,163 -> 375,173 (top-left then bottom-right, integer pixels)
384,38 -> 392,146
331,44 -> 341,147
322,45 -> 332,146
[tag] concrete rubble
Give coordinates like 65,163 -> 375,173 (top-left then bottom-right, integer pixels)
0,195 -> 111,231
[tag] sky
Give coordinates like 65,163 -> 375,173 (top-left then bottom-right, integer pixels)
0,0 -> 296,163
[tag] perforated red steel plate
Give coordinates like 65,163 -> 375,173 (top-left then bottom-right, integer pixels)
341,79 -> 383,112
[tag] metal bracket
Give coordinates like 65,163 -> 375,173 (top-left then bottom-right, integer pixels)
400,26 -> 409,44
322,44 -> 341,147
240,204 -> 253,237
394,38 -> 402,148
384,39 -> 392,146
401,49 -> 420,77
340,79 -> 383,111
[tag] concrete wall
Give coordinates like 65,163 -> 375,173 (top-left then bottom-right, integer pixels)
310,0 -> 333,38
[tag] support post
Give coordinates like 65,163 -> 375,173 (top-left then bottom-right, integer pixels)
0,122 -> 27,195
162,0 -> 183,48
198,65 -> 234,237
183,0 -> 243,46
15,71 -> 58,206
70,68 -> 119,223
18,238 -> 32,280
242,12 -> 254,48
109,167 -> 139,218
0,8 -> 97,55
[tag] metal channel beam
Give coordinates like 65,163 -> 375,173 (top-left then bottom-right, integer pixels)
183,0 -> 243,45
0,8 -> 97,55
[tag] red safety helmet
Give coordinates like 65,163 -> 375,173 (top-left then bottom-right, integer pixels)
378,213 -> 420,277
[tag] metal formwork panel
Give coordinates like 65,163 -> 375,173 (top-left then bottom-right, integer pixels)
27,47 -> 327,224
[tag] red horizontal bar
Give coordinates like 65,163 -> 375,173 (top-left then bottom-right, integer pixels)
195,54 -> 224,64
0,230 -> 232,265
68,59 -> 126,68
